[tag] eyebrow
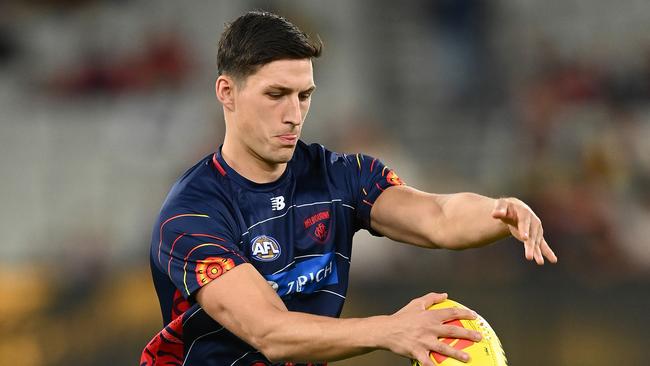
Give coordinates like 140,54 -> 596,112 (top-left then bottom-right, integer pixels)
266,84 -> 316,93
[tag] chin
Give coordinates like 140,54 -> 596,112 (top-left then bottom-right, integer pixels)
272,147 -> 296,163
276,153 -> 294,163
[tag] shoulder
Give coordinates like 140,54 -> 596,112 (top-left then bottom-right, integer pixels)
158,154 -> 236,227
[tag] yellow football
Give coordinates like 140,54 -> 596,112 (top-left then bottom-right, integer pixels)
411,299 -> 507,366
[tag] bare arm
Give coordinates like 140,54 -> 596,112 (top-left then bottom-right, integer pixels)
370,185 -> 557,264
196,263 -> 481,365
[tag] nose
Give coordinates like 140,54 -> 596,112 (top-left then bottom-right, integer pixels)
283,95 -> 302,126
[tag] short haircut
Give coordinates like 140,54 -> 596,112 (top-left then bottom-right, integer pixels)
217,11 -> 322,81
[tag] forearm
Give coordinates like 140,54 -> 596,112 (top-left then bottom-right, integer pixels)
371,186 -> 510,249
197,264 -> 396,363
255,311 -> 391,362
198,266 -> 485,365
433,192 -> 509,249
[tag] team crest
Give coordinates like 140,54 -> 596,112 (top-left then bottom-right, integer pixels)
195,257 -> 235,286
303,210 -> 331,243
251,235 -> 282,261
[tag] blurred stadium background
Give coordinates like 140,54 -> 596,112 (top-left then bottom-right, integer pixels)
1,0 -> 649,365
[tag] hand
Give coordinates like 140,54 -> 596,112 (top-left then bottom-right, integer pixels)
386,292 -> 482,366
491,197 -> 558,265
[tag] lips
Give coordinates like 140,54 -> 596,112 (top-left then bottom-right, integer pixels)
277,134 -> 298,144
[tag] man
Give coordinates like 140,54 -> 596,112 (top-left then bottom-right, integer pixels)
141,11 -> 557,366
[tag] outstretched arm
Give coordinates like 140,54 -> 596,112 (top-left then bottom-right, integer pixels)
370,185 -> 557,264
196,263 -> 481,365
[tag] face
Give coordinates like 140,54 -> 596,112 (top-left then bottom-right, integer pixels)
228,59 -> 315,165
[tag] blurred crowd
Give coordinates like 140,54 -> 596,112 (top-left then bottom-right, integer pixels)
517,43 -> 650,283
0,1 -> 648,365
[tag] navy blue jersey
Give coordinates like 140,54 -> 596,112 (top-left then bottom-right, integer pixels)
141,141 -> 404,366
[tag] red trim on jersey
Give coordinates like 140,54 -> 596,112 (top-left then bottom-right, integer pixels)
183,242 -> 241,263
140,314 -> 184,366
167,232 -> 187,276
375,182 -> 385,192
168,233 -> 246,277
182,242 -> 245,294
370,158 -> 376,172
212,153 -> 227,176
171,289 -> 190,321
158,214 -> 210,265
189,233 -> 226,242
186,234 -> 248,263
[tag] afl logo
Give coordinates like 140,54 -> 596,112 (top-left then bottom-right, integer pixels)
251,235 -> 281,262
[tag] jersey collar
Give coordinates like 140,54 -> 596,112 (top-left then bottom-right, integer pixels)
213,145 -> 293,192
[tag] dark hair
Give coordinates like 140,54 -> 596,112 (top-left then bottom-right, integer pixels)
217,11 -> 322,80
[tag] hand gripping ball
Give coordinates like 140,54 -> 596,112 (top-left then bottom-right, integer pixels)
411,299 -> 507,366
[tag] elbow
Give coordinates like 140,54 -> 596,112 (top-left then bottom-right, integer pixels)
254,331 -> 310,363
424,230 -> 469,251
264,352 -> 288,364
424,217 -> 482,250
428,236 -> 487,251
259,344 -> 295,364
256,341 -> 283,363
423,229 -> 451,250
249,330 -> 288,363
422,236 -> 444,250
243,308 -> 300,362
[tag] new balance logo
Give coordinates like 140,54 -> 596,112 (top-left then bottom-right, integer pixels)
270,196 -> 285,211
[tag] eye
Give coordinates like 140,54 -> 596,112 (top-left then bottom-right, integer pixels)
266,92 -> 282,99
299,92 -> 312,101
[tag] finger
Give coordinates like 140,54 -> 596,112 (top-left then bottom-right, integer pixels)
440,324 -> 482,342
399,293 -> 447,315
414,350 -> 435,366
534,243 -> 544,265
540,239 -> 558,263
519,213 -> 533,260
430,341 -> 470,363
419,292 -> 448,309
433,307 -> 477,323
533,226 -> 544,265
531,220 -> 543,265
530,227 -> 542,264
534,225 -> 544,250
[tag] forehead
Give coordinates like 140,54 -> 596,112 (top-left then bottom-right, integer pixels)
244,59 -> 314,89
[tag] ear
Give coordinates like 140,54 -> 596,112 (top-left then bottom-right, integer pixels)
216,75 -> 236,111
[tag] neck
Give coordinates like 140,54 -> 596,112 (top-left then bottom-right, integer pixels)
221,137 -> 287,184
